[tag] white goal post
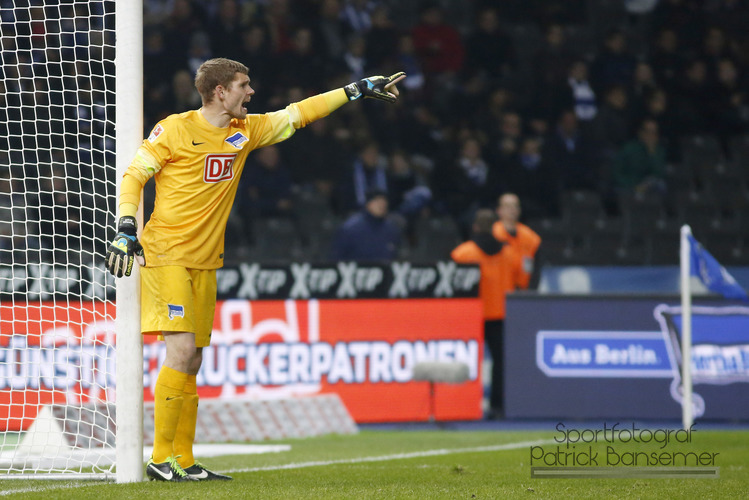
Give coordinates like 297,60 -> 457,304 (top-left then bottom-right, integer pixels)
0,0 -> 143,481
115,0 -> 144,484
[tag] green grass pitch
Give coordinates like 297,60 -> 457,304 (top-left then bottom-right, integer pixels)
1,428 -> 747,499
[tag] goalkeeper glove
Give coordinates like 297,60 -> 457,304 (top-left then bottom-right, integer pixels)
344,72 -> 406,103
106,216 -> 144,278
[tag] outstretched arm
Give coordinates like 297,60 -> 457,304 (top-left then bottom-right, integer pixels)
290,72 -> 407,127
255,72 -> 407,148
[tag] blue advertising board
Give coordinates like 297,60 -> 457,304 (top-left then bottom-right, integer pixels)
505,295 -> 749,420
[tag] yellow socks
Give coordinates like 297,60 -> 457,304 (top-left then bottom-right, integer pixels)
151,366 -> 188,463
174,375 -> 198,468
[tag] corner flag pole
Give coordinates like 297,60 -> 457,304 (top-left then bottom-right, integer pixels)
680,224 -> 693,430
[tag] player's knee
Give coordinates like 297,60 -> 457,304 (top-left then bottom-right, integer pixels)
190,348 -> 203,372
164,332 -> 198,363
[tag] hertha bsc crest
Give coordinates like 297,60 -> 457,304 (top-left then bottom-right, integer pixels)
167,304 -> 185,320
225,132 -> 249,149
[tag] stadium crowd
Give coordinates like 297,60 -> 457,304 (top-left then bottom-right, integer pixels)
2,0 -> 749,266
139,0 -> 749,265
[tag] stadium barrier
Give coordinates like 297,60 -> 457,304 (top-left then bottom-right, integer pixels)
1,262 -> 484,435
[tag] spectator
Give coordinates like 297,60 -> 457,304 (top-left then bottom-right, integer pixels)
612,118 -> 667,194
276,28 -> 326,91
162,0 -> 204,67
451,208 -> 521,419
335,141 -> 388,214
237,24 -> 274,107
393,34 -> 426,93
207,0 -> 244,61
708,0 -> 749,42
341,0 -> 378,33
502,136 -> 559,218
262,0 -> 296,53
637,87 -> 680,161
281,118 -> 347,200
364,5 -> 398,70
709,58 -> 749,141
37,166 -> 83,264
701,26 -> 731,83
386,150 -> 432,223
590,29 -> 637,93
434,136 -> 491,238
672,58 -> 712,134
652,0 -> 705,52
464,7 -> 515,82
492,193 -> 542,290
530,23 -> 575,117
316,0 -> 352,62
411,3 -> 465,77
649,27 -> 685,93
165,69 -> 202,114
475,87 -> 515,140
186,31 -> 213,76
143,29 -> 178,119
553,59 -> 597,125
543,109 -> 599,192
630,62 -> 658,108
239,144 -> 295,219
329,188 -> 402,261
489,111 -> 523,166
532,23 -> 576,94
396,104 -> 441,162
589,84 -> 634,166
341,35 -> 367,82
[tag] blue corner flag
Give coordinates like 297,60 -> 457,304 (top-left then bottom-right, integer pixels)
688,234 -> 749,301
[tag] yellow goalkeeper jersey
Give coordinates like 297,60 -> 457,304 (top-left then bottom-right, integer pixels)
121,89 -> 347,269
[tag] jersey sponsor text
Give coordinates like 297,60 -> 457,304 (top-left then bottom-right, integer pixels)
203,154 -> 237,183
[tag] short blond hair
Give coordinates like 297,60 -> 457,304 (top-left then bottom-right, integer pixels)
194,58 -> 249,104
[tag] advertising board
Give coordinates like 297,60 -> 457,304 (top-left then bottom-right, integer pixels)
0,298 -> 483,429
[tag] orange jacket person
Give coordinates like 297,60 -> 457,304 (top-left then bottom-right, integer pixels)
492,193 -> 542,290
451,209 -> 521,419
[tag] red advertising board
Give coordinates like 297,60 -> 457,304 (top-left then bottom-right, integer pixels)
0,301 -> 116,430
1,298 -> 483,429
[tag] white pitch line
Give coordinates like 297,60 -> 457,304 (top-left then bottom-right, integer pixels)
0,439 -> 554,497
0,482 -> 92,497
226,438 -> 555,474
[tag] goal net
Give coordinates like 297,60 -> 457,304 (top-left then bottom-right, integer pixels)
0,0 -> 138,480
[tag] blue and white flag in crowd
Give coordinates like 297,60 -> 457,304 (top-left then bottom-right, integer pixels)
688,234 -> 749,301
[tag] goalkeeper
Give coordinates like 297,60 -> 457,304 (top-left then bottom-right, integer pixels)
106,58 -> 405,482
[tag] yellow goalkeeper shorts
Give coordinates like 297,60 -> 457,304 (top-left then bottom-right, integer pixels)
140,265 -> 217,347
